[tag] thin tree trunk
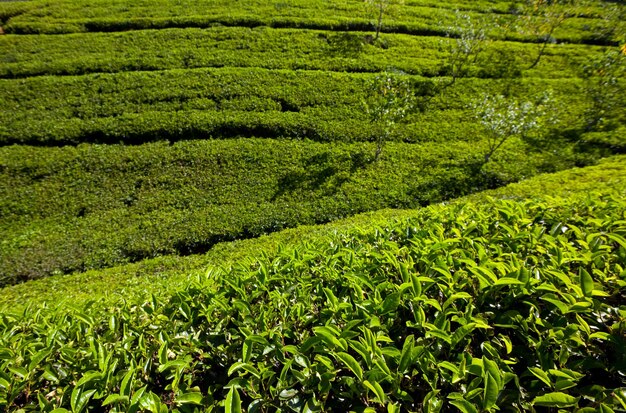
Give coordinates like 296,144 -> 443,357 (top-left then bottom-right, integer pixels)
485,135 -> 509,162
529,23 -> 558,69
375,143 -> 383,161
529,39 -> 548,69
375,6 -> 384,40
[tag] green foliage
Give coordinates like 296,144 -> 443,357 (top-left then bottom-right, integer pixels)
471,91 -> 556,161
3,137 -> 585,286
363,70 -> 415,159
519,0 -> 591,68
580,126 -> 626,153
0,67 -> 600,146
0,0 -> 624,407
442,11 -> 490,87
0,1 -> 34,25
0,0 -> 620,47
364,0 -> 404,41
581,48 -> 626,131
1,191 -> 625,411
463,154 -> 626,201
0,26 -> 603,80
1,154 -> 624,315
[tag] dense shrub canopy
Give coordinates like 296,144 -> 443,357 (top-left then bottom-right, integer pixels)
1,189 -> 625,411
0,0 -> 624,410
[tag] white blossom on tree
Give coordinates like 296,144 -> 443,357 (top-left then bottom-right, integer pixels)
363,71 -> 415,160
472,92 -> 554,162
443,11 -> 490,87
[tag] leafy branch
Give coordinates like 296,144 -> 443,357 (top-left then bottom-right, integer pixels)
363,71 -> 415,160
520,0 -> 589,69
471,92 -> 555,162
442,11 -> 491,88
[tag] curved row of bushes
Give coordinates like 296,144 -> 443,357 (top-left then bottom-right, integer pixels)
0,26 -> 607,79
1,186 -> 625,411
0,137 -> 597,286
1,155 -> 624,316
1,68 -> 592,146
1,0 -> 617,46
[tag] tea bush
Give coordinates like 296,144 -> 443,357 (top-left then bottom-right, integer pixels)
0,27 -> 606,80
1,0 -> 617,46
1,189 -> 625,411
1,154 -> 625,314
0,68 -> 592,145
2,137 -> 586,285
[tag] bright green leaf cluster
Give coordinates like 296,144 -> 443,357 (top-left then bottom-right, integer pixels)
1,192 -> 625,411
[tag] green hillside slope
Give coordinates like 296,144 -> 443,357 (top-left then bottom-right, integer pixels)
0,71 -> 600,145
1,0 -> 623,291
4,138 -> 578,285
0,155 -> 625,412
0,0 -> 624,410
1,0 -> 620,43
0,28 -> 605,79
2,154 -> 624,313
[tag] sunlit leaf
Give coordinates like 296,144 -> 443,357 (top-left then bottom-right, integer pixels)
483,373 -> 499,410
102,394 -> 129,407
363,380 -> 386,404
225,387 -> 242,413
451,323 -> 476,349
532,392 -> 580,407
449,399 -> 478,413
334,352 -> 363,380
176,392 -> 203,406
528,367 -> 551,387
579,268 -> 594,297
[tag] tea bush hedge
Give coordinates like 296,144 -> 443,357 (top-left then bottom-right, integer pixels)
0,27 -> 606,79
1,0 -> 618,46
0,154 -> 623,314
0,68 -> 594,146
1,188 -> 625,411
0,0 -> 623,407
3,137 -> 592,286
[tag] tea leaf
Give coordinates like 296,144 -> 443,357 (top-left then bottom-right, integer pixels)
483,373 -> 499,410
451,323 -> 477,349
532,392 -> 580,407
120,368 -> 135,397
579,268 -> 594,297
102,394 -> 129,407
598,404 -> 616,413
225,387 -> 242,413
528,367 -> 551,387
381,292 -> 401,314
71,388 -> 97,413
334,352 -> 363,380
449,399 -> 478,413
411,274 -> 422,297
363,380 -> 386,404
176,392 -> 203,406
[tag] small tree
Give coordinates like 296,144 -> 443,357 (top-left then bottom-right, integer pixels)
365,0 -> 404,42
472,92 -> 554,162
521,0 -> 588,69
363,71 -> 414,161
582,49 -> 625,131
442,11 -> 490,88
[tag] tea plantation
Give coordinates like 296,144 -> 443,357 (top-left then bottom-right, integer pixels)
0,0 -> 625,411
